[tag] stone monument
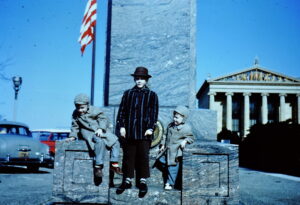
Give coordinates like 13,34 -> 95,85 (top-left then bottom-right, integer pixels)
104,0 -> 216,141
104,0 -> 196,109
49,0 -> 239,204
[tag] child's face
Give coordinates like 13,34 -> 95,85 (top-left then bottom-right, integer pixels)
76,104 -> 88,115
134,76 -> 147,88
173,113 -> 184,126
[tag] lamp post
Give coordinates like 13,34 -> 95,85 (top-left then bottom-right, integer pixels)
12,76 -> 22,121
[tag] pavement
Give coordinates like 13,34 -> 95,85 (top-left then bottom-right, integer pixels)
0,166 -> 299,205
239,167 -> 300,205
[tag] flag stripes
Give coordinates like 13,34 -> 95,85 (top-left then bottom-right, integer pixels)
78,0 -> 97,54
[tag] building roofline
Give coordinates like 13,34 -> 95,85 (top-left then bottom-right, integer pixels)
211,65 -> 300,83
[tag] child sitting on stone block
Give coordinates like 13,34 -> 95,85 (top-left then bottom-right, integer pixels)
66,93 -> 122,179
155,105 -> 195,190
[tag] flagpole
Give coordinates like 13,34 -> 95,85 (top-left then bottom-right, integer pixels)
90,25 -> 96,105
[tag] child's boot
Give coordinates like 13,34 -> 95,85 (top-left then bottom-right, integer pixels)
94,164 -> 103,178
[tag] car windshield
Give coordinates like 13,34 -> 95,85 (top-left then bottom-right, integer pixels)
32,132 -> 51,141
31,131 -> 69,141
53,133 -> 69,141
0,125 -> 31,137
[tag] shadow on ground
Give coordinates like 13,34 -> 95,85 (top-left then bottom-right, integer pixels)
0,166 -> 50,174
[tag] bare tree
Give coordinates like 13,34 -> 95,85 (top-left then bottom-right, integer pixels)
0,55 -> 12,120
0,57 -> 12,81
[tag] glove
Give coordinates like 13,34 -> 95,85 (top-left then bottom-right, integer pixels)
95,129 -> 104,137
120,127 -> 126,138
180,140 -> 187,149
159,145 -> 165,152
144,129 -> 153,136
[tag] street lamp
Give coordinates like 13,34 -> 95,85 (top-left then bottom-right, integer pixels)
13,76 -> 22,100
12,76 -> 22,120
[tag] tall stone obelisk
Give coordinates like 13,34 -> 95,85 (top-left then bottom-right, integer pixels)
103,0 -> 216,141
104,0 -> 196,109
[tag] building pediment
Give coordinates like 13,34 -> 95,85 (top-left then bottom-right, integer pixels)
212,67 -> 300,83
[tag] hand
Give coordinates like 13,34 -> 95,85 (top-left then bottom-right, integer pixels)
159,145 -> 165,152
120,127 -> 126,138
180,140 -> 187,149
144,129 -> 153,136
65,137 -> 75,142
95,129 -> 104,137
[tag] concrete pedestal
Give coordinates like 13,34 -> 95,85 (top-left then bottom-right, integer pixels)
183,142 -> 239,205
52,141 -> 110,204
49,141 -> 239,205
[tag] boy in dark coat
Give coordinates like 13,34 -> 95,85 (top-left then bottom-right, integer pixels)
116,67 -> 159,197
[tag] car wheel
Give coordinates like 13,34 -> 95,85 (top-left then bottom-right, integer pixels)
27,165 -> 39,172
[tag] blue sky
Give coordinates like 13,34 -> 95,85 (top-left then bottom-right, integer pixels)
0,0 -> 300,129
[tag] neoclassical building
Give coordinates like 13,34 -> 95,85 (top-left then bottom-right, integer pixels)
197,62 -> 300,137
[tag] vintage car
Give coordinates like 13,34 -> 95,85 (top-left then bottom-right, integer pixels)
0,121 -> 53,171
32,129 -> 70,156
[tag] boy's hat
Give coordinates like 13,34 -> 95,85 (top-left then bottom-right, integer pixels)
174,105 -> 189,118
131,66 -> 152,78
74,93 -> 90,105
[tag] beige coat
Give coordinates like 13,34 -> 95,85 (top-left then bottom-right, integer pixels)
160,122 -> 195,165
69,106 -> 118,149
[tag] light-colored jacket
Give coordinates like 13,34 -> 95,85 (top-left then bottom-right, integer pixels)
160,122 -> 195,166
69,105 -> 118,149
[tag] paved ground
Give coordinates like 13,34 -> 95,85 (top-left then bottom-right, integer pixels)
0,166 -> 53,205
239,167 -> 300,205
0,166 -> 299,205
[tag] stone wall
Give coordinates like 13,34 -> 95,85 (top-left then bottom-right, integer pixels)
50,141 -> 239,205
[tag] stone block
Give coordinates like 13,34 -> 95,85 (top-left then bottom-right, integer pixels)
52,141 -> 110,204
182,142 -> 239,205
109,186 -> 181,205
50,141 -> 239,204
106,0 -> 197,108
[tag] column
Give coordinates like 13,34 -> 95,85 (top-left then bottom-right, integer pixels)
243,93 -> 251,136
261,93 -> 269,124
297,94 -> 300,124
279,93 -> 287,122
226,92 -> 233,131
208,92 -> 216,110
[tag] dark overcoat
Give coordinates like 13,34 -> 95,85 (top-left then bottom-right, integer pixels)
116,85 -> 159,140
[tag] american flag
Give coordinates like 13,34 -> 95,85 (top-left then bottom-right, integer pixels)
78,0 -> 97,54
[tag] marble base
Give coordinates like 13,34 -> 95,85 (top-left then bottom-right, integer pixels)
182,142 -> 239,205
52,141 -> 110,204
50,141 -> 239,205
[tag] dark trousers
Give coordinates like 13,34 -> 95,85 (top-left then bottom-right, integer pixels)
122,140 -> 151,179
